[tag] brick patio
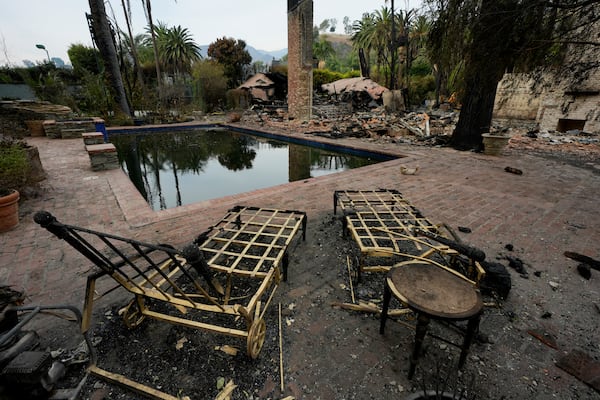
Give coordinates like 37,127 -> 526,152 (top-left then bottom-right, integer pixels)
1,125 -> 599,399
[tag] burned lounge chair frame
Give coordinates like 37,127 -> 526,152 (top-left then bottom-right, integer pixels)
34,205 -> 307,360
333,189 -> 485,285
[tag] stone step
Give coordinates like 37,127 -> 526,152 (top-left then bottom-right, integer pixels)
85,143 -> 119,171
62,128 -> 86,139
82,131 -> 105,146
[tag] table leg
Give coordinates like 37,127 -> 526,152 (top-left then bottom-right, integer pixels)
459,313 -> 481,369
379,282 -> 391,334
409,313 -> 430,379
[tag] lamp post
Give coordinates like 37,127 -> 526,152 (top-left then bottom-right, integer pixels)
35,44 -> 51,63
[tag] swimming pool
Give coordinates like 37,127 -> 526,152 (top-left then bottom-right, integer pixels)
109,126 -> 394,210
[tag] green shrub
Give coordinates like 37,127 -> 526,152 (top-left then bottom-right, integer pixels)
271,65 -> 287,76
192,60 -> 228,112
226,89 -> 250,110
409,74 -> 436,106
410,55 -> 433,76
0,138 -> 29,193
314,69 -> 342,88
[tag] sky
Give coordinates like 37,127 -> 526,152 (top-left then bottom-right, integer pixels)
0,0 -> 423,67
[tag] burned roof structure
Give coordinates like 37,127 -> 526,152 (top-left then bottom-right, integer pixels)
238,72 -> 287,103
321,77 -> 389,110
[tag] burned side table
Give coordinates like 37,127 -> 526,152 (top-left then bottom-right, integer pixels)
380,262 -> 483,379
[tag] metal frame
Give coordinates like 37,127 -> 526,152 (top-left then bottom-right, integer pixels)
35,206 -> 307,360
333,189 -> 485,284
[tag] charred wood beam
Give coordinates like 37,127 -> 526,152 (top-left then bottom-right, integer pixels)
413,227 -> 486,262
564,251 -> 600,271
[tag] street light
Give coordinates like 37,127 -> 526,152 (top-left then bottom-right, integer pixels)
35,44 -> 51,63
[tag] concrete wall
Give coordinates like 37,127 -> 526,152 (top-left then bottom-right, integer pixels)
537,90 -> 600,133
0,84 -> 37,101
493,73 -> 540,120
493,16 -> 600,133
287,0 -> 313,121
536,65 -> 600,133
493,67 -> 600,133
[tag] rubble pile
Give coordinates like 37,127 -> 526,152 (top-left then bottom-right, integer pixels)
241,102 -> 600,170
242,105 -> 460,147
0,100 -> 73,137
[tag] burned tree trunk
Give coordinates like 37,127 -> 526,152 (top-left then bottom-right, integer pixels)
358,48 -> 370,78
88,0 -> 132,118
449,0 -> 516,151
451,72 -> 501,150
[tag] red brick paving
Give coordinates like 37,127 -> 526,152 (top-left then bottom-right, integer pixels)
1,127 -> 599,399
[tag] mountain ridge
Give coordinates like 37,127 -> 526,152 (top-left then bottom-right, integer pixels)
198,45 -> 287,65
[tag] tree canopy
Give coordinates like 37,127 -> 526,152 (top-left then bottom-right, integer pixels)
156,24 -> 201,76
351,6 -> 410,90
68,44 -> 102,76
207,37 -> 252,89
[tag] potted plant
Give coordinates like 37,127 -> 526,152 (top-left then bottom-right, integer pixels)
0,136 -> 30,232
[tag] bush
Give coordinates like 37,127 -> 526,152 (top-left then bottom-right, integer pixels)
226,89 -> 250,110
271,65 -> 287,76
409,74 -> 436,106
0,137 -> 29,193
313,69 -> 360,89
410,55 -> 433,76
192,60 -> 228,112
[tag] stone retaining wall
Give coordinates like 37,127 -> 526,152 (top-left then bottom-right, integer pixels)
43,118 -> 105,139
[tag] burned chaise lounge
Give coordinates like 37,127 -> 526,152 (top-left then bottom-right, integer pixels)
34,205 -> 306,397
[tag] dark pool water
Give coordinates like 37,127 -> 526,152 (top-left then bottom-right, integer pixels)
110,128 -> 386,210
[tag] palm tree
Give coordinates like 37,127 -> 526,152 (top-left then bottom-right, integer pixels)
352,7 -> 407,89
352,12 -> 376,70
410,15 -> 431,56
313,37 -> 335,68
158,25 -> 201,77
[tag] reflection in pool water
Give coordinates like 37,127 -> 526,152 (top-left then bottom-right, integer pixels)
110,128 -> 384,210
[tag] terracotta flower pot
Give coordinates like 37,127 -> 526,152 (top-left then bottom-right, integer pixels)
0,190 -> 20,233
25,120 -> 45,137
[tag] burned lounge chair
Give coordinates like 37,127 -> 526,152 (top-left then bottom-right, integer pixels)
34,205 -> 307,360
333,189 -> 485,284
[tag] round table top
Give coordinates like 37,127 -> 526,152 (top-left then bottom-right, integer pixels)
387,263 -> 483,320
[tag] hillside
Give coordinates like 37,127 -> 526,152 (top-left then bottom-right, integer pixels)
319,33 -> 353,59
197,34 -> 352,65
319,33 -> 352,46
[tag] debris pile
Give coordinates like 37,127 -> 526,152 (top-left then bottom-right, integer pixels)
240,102 -> 600,171
243,105 -> 460,146
321,77 -> 388,110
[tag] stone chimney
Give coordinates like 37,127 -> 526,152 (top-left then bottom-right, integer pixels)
287,0 -> 313,121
